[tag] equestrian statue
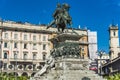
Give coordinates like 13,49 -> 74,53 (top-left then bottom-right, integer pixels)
46,3 -> 72,32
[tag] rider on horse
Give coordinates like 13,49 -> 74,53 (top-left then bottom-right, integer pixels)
47,3 -> 72,32
46,3 -> 63,29
62,3 -> 72,28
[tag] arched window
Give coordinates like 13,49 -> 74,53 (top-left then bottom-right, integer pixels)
43,54 -> 46,60
22,72 -> 28,76
14,52 -> 17,59
4,52 -> 7,59
42,53 -> 46,60
33,53 -> 36,60
23,53 -> 27,60
113,31 -> 116,36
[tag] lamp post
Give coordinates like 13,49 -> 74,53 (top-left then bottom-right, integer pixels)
14,51 -> 18,80
0,60 -> 2,80
15,56 -> 17,80
97,51 -> 104,76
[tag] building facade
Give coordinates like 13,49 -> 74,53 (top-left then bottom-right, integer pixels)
88,30 -> 98,59
97,53 -> 110,73
109,24 -> 120,60
0,20 -> 89,76
0,21 -> 53,76
102,24 -> 120,75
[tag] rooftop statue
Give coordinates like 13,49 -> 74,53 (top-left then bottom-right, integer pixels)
47,3 -> 72,32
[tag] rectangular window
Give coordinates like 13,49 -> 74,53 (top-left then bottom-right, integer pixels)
4,42 -> 7,48
43,36 -> 46,41
33,35 -> 36,41
43,44 -> 46,50
24,43 -> 27,49
23,64 -> 27,70
33,44 -> 37,50
33,64 -> 36,71
24,34 -> 27,40
14,43 -> 17,48
14,34 -> 18,39
3,63 -> 7,70
4,33 -> 8,38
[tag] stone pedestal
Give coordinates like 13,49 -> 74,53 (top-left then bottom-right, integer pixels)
33,58 -> 104,80
49,33 -> 85,59
31,33 -> 104,80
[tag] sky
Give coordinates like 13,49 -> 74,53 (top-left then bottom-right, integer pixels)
0,0 -> 120,53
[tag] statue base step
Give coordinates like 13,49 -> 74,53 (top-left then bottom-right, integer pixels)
31,58 -> 105,80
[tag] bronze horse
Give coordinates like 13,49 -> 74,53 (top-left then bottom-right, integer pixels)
56,16 -> 72,32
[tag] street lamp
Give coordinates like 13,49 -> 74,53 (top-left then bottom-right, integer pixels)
97,50 -> 104,76
14,51 -> 18,80
0,61 -> 2,79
